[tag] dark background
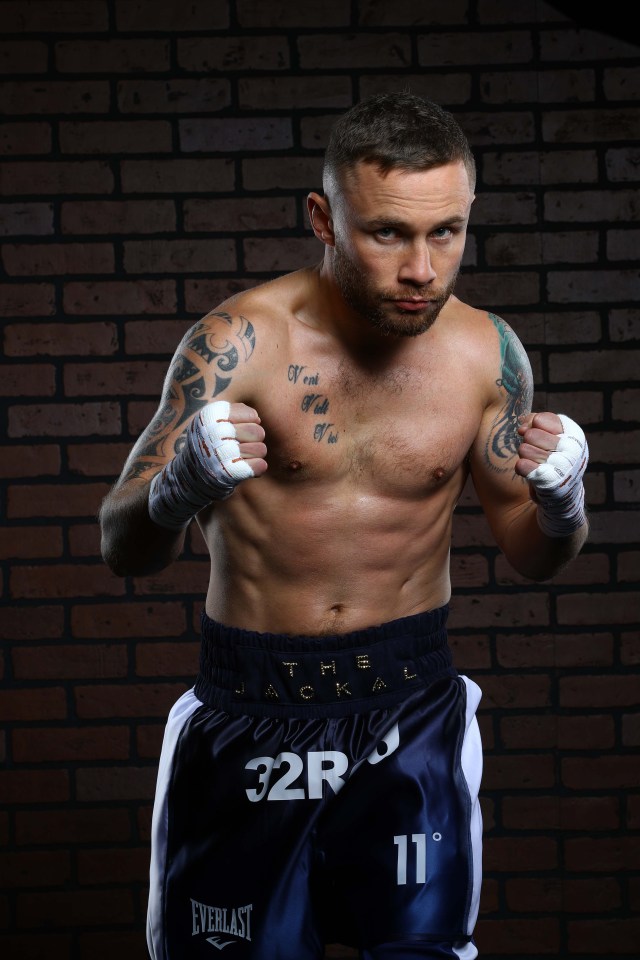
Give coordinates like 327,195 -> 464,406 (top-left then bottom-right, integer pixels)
1,1 -> 639,958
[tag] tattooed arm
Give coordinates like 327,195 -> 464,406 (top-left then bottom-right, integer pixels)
469,313 -> 588,580
99,311 -> 266,576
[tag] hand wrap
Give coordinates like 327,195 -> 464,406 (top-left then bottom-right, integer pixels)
526,413 -> 588,538
148,401 -> 253,531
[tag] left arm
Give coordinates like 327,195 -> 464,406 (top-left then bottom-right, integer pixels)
469,314 -> 588,581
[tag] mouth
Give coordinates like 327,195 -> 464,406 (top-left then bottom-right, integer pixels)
390,298 -> 430,312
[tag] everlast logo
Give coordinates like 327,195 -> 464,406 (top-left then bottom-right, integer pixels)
190,898 -> 253,947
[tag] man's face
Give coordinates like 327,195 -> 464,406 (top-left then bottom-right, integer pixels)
327,160 -> 474,337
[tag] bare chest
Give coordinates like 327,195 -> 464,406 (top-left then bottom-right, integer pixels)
257,355 -> 481,494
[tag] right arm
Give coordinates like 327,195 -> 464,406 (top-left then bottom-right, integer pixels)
99,312 -> 267,577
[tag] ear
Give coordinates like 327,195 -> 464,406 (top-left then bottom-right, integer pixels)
307,192 -> 335,247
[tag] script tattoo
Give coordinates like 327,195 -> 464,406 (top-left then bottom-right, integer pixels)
485,313 -> 532,472
288,363 -> 339,444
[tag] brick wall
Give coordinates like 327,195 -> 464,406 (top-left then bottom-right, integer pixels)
1,1 -> 638,958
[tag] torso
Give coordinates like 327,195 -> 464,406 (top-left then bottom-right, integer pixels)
197,267 -> 497,635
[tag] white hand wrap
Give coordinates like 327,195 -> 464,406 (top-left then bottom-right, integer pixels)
148,401 -> 253,531
526,413 -> 588,538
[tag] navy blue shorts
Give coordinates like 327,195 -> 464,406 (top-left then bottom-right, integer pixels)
147,607 -> 483,960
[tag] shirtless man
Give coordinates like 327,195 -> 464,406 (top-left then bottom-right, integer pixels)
100,93 -> 589,960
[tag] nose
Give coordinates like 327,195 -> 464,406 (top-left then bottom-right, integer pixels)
398,242 -> 436,286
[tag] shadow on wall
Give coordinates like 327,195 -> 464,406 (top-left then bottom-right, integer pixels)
546,1 -> 640,44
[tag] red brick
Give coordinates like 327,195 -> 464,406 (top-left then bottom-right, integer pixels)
8,402 -> 120,438
0,362 -> 56,396
621,631 -> 640,665
123,238 -> 236,274
55,38 -> 170,73
63,279 -> 176,315
2,242 -> 114,276
62,199 -> 176,235
136,723 -> 164,759
484,753 -> 555,790
0,81 -> 109,115
244,236 -> 324,272
184,277 -> 258,314
448,634 -> 491,670
67,442 -> 133,477
358,0 -> 467,24
567,835 -> 639,876
0,202 -> 53,236
0,605 -> 64,640
75,682 -> 187,719
0,40 -> 48,73
475,917 -> 560,955
506,877 -> 561,912
71,601 -> 187,639
568,918 -> 640,954
64,360 -> 166,397
0,525 -> 62,559
116,0 -> 228,30
4,321 -> 118,356
75,765 -> 157,802
559,674 -> 640,708
124,319 -> 191,354
503,795 -> 619,831
545,106 -> 640,144
10,563 -> 125,599
0,770 -> 69,804
612,389 -> 640,420
122,157 -> 235,195
68,522 -> 101,556
118,78 -> 229,114
562,756 -> 640,790
8,482 -> 111,517
0,687 -> 67,722
60,120 -> 172,155
16,807 -> 131,846
13,726 -> 130,763
177,35 -> 289,72
478,674 -> 552,710
622,713 -> 640,746
239,76 -> 351,111
0,122 -> 51,155
628,795 -> 640,830
558,591 -> 639,625
499,715 -> 557,749
610,309 -> 640,341
497,632 -> 614,668
78,847 -> 149,884
1,1 -> 108,32
1,160 -> 113,195
135,641 -> 199,677
12,642 -> 126,680
485,836 -> 558,872
180,117 -> 293,153
558,714 -> 615,749
299,32 -> 410,69
133,562 -> 214,598
16,889 -> 134,928
236,0 -> 348,27
0,851 -> 70,888
564,877 -> 621,912
0,283 -> 55,316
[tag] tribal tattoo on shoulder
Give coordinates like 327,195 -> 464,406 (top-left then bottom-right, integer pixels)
125,312 -> 256,475
484,312 -> 533,473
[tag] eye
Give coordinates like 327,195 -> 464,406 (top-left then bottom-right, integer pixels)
431,226 -> 453,239
375,227 -> 398,240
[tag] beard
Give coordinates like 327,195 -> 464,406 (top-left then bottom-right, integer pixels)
332,241 -> 458,337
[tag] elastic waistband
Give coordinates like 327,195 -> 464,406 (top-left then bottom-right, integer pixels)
195,606 -> 455,718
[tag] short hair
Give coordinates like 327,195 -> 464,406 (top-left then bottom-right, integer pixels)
323,92 -> 476,195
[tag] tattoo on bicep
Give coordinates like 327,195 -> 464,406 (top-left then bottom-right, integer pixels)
485,313 -> 533,471
188,312 -> 256,396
